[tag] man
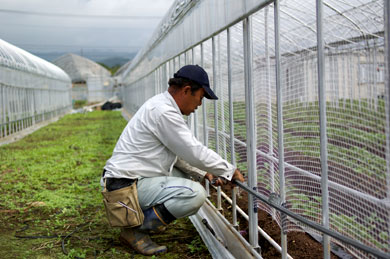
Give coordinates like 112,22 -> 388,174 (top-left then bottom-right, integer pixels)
102,64 -> 244,255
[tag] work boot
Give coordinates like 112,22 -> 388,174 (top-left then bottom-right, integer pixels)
139,206 -> 169,233
120,227 -> 167,255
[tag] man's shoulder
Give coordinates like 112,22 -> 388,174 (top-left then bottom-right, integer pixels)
146,92 -> 176,114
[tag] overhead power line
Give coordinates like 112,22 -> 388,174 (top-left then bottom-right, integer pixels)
0,8 -> 163,20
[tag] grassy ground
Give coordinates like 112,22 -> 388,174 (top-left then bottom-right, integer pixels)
0,111 -> 210,259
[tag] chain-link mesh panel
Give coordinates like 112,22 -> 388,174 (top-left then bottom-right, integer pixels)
213,31 -> 231,162
251,6 -> 281,222
230,22 -> 247,175
119,0 -> 389,257
203,39 -> 215,150
193,45 -> 205,143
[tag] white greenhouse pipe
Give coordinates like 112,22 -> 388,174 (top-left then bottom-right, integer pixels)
211,185 -> 294,259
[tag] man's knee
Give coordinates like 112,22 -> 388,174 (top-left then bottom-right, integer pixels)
191,182 -> 207,210
164,181 -> 207,218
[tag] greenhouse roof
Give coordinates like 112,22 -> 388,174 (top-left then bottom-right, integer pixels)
0,39 -> 70,82
53,53 -> 110,83
120,0 -> 384,81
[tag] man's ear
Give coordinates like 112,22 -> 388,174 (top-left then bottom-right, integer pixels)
183,85 -> 191,95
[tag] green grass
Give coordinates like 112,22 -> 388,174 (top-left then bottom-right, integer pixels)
0,111 -> 210,259
72,100 -> 88,109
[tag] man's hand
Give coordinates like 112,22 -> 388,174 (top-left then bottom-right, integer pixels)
232,169 -> 244,183
204,172 -> 224,186
204,169 -> 244,187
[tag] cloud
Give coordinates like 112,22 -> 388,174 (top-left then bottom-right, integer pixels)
0,0 -> 175,54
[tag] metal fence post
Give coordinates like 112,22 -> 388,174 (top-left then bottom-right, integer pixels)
201,43 -> 208,147
193,48 -> 199,138
227,26 -> 239,228
10,87 -> 14,133
218,35 -> 227,161
243,16 -> 259,252
274,1 -> 288,258
316,0 -> 331,258
226,28 -> 236,169
212,36 -> 220,155
212,36 -> 223,211
27,89 -> 32,128
183,69 -> 192,128
42,90 -> 45,122
200,42 -> 210,197
7,86 -> 11,135
17,88 -> 21,132
9,87 -> 13,134
32,89 -> 35,126
264,5 -> 276,220
21,88 -> 24,129
384,0 -> 390,241
1,85 -> 5,137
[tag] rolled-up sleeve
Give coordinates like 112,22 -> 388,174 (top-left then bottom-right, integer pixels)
154,110 -> 235,180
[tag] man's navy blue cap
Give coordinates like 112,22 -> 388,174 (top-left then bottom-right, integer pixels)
174,65 -> 218,100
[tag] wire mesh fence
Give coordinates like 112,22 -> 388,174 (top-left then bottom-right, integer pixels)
117,0 -> 389,258
0,39 -> 72,141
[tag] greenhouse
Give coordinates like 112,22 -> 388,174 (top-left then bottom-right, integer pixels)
0,38 -> 71,142
53,53 -> 113,102
117,0 -> 390,258
0,0 -> 389,258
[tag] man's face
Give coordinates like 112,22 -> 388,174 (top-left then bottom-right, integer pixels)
181,87 -> 205,116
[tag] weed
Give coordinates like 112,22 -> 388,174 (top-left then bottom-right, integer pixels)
0,111 -> 211,258
187,236 -> 207,254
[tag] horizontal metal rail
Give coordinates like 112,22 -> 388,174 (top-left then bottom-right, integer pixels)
234,180 -> 390,259
205,125 -> 390,209
211,185 -> 294,259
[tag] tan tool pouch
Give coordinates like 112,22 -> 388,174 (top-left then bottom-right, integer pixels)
101,180 -> 144,227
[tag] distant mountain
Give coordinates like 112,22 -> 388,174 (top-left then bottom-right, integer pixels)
99,56 -> 133,67
32,50 -> 137,67
31,51 -> 68,62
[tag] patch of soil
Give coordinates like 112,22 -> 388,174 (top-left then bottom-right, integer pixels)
210,184 -> 340,259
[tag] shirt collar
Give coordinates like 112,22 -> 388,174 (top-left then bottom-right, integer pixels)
164,91 -> 183,116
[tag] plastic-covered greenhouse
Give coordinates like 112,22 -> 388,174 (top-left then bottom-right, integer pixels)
0,39 -> 71,141
117,0 -> 390,258
53,53 -> 113,102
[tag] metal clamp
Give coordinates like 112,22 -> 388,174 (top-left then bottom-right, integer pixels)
268,192 -> 281,206
281,202 -> 288,235
253,187 -> 258,213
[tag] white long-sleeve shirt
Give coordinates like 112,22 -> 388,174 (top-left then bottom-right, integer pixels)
104,91 -> 235,181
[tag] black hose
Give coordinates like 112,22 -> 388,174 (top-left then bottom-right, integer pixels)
15,221 -> 114,258
61,223 -> 88,259
202,218 -> 216,236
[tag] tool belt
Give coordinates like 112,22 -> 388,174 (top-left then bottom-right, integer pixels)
101,177 -> 144,227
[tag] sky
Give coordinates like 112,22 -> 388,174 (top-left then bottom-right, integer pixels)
0,0 -> 175,58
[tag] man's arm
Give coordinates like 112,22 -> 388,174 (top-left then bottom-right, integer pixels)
175,158 -> 244,187
155,110 -> 235,180
207,169 -> 245,186
174,158 -> 207,182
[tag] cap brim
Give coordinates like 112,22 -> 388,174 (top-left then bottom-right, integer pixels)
203,86 -> 218,100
